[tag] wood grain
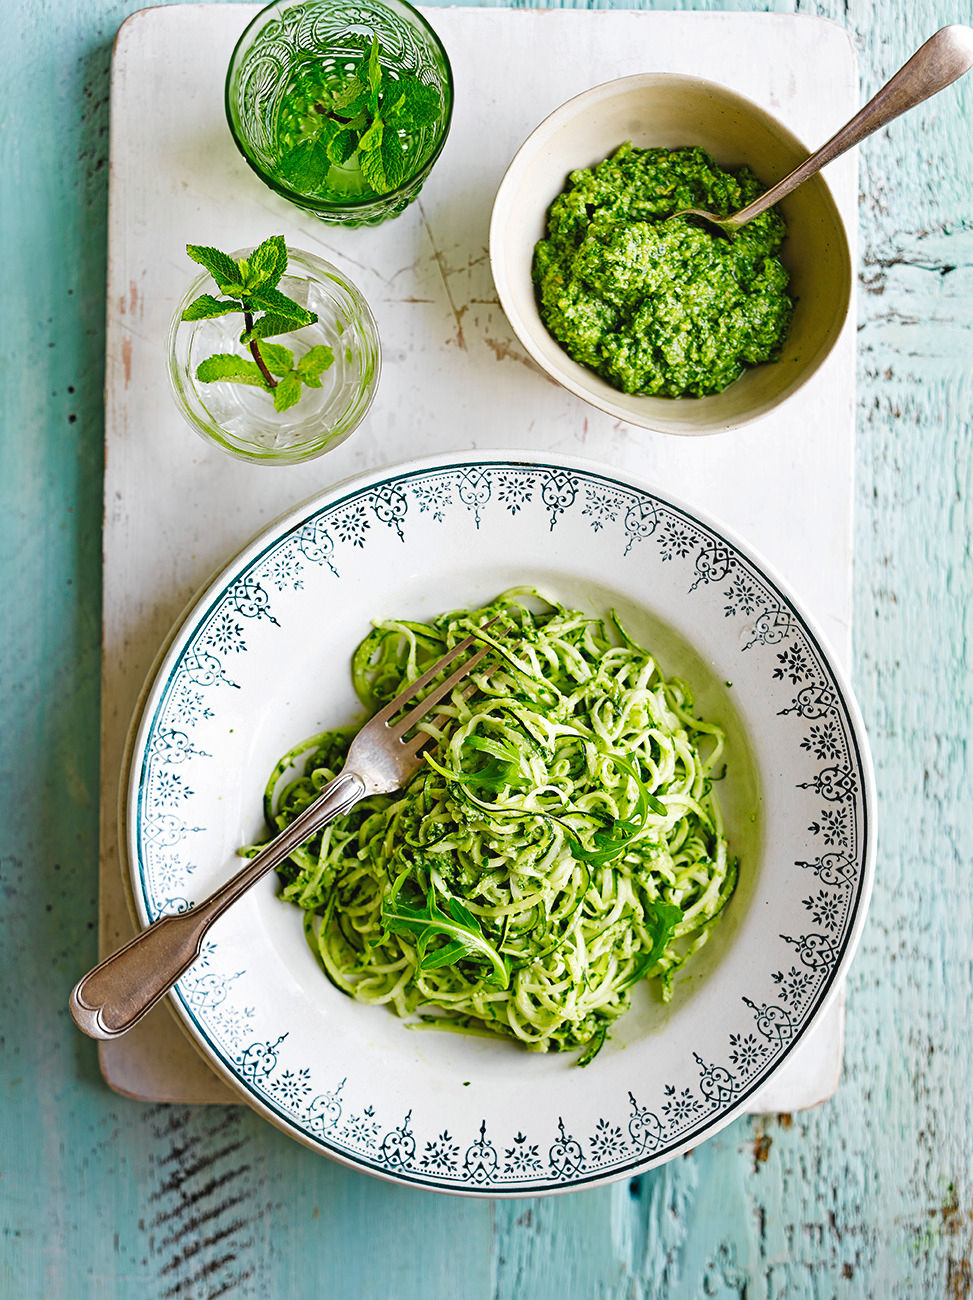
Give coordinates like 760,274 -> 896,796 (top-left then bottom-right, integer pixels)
2,0 -> 972,1295
98,3 -> 855,1114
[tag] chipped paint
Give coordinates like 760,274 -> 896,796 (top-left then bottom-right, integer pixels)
3,0 -> 973,1296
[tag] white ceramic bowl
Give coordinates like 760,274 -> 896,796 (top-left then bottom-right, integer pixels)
489,75 -> 852,436
124,451 -> 874,1194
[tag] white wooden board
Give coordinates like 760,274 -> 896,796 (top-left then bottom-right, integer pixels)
102,5 -> 858,1112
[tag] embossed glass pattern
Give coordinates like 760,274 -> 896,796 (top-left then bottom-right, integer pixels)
225,0 -> 453,226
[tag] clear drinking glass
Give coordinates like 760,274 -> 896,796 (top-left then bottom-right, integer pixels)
167,248 -> 381,464
225,0 -> 453,226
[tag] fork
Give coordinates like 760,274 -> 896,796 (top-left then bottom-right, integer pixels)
70,622 -> 496,1040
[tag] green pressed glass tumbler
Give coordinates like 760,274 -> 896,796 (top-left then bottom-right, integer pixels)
226,0 -> 454,226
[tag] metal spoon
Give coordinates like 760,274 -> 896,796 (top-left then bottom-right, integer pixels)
677,24 -> 973,237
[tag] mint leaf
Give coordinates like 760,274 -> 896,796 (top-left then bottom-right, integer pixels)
181,293 -> 243,321
245,234 -> 288,290
256,341 -> 295,376
380,88 -> 407,120
358,115 -> 383,153
296,345 -> 334,380
358,118 -> 387,191
186,244 -> 246,295
330,75 -> 367,114
366,36 -> 382,94
247,284 -> 315,325
327,128 -> 360,165
235,254 -> 254,291
357,111 -> 407,194
277,134 -> 334,192
242,312 -> 307,343
183,239 -> 327,408
195,354 -> 268,388
378,128 -> 407,191
412,80 -> 443,127
273,372 -> 303,412
389,78 -> 441,128
286,40 -> 443,200
359,147 -> 387,193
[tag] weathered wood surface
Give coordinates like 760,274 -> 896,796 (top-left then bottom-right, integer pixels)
2,0 -> 971,1297
98,3 -> 854,1114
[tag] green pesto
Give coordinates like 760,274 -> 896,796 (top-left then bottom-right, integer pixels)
532,144 -> 794,398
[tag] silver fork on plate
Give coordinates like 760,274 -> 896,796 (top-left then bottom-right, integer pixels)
70,621 -> 497,1040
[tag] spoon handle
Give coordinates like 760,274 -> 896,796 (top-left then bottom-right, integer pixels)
731,24 -> 973,229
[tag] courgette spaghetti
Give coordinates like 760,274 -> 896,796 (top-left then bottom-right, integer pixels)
250,589 -> 736,1063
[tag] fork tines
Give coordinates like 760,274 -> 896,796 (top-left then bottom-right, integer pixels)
376,617 -> 499,743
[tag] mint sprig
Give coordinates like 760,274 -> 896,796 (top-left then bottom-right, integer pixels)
182,235 -> 333,412
277,36 -> 442,197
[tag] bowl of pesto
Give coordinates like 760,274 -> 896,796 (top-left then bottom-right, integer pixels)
490,74 -> 852,436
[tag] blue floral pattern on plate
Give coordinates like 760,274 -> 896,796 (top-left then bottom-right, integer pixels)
127,455 -> 874,1195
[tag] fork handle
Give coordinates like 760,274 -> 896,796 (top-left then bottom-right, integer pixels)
69,770 -> 366,1040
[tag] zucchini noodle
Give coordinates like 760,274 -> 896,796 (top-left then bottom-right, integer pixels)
250,589 -> 737,1063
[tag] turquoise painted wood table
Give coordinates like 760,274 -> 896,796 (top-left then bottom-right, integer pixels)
2,0 -> 971,1294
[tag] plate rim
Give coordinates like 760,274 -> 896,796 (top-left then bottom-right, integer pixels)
122,448 -> 876,1195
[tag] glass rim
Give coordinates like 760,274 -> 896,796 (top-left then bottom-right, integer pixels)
166,244 -> 382,464
224,0 -> 455,215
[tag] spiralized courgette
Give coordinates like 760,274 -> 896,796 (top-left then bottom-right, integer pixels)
252,589 -> 736,1063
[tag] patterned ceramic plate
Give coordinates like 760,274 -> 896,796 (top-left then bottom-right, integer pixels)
126,451 -> 874,1195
